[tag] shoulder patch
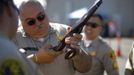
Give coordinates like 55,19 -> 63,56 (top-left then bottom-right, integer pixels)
108,50 -> 116,61
0,59 -> 25,75
108,50 -> 119,70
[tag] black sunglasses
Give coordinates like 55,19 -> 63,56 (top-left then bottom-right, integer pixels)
27,14 -> 45,26
86,22 -> 100,28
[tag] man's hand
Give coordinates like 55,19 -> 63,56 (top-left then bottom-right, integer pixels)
65,33 -> 82,53
32,44 -> 62,64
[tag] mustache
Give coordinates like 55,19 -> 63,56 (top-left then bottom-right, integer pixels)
32,25 -> 44,33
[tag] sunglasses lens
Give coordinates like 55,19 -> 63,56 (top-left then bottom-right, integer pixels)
86,22 -> 99,28
27,19 -> 36,26
37,14 -> 45,21
91,24 -> 98,28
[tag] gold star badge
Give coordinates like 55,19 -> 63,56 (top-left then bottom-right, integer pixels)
108,50 -> 116,61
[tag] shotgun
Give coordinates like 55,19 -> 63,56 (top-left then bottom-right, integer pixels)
52,0 -> 103,59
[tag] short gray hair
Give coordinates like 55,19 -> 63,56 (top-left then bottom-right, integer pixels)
19,0 -> 44,12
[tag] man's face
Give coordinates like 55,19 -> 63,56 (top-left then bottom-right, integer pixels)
20,2 -> 49,38
83,16 -> 102,40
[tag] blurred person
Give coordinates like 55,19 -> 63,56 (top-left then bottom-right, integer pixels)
0,0 -> 41,75
125,43 -> 134,75
75,14 -> 119,75
101,23 -> 109,38
13,0 -> 92,75
108,21 -> 116,38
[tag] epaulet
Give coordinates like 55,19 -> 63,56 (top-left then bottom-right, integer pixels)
49,22 -> 69,30
97,37 -> 106,44
55,32 -> 64,41
49,23 -> 68,41
98,37 -> 113,54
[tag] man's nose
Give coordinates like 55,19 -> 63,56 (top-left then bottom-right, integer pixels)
36,20 -> 43,29
36,19 -> 41,26
87,26 -> 92,29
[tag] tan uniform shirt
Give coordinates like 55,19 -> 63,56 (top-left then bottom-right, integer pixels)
13,23 -> 76,75
75,37 -> 119,75
0,36 -> 40,75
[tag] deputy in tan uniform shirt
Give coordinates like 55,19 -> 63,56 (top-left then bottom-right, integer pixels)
0,0 -> 41,75
13,0 -> 92,75
75,14 -> 119,75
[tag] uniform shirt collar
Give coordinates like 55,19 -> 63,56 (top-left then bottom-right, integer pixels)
83,39 -> 92,47
82,35 -> 101,48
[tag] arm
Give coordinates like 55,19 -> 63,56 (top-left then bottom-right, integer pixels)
30,44 -> 62,64
103,50 -> 119,75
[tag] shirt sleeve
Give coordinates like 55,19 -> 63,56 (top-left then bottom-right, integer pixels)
102,50 -> 119,75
